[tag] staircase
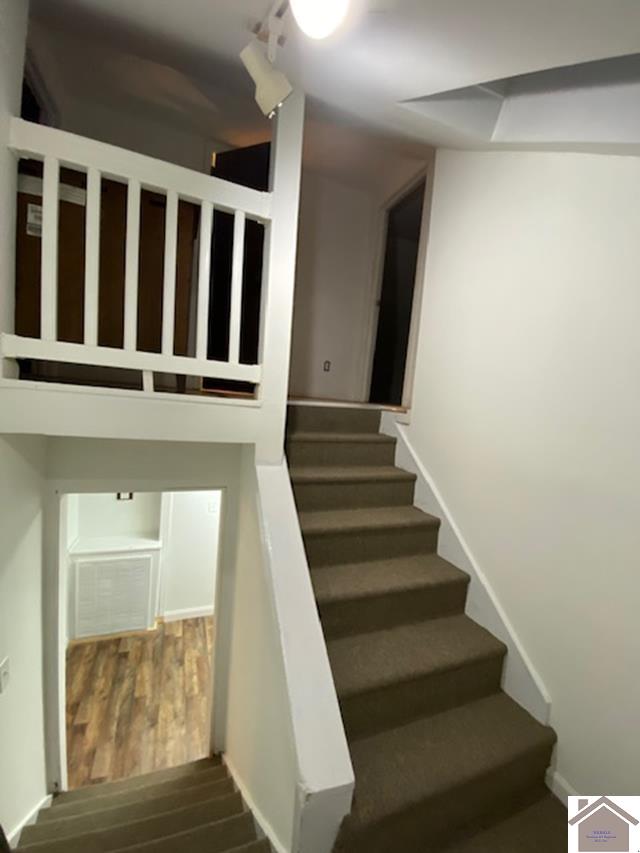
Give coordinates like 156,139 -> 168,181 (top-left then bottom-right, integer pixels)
286,404 -> 567,853
15,759 -> 268,853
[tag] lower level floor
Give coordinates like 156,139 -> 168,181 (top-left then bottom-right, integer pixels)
65,616 -> 213,789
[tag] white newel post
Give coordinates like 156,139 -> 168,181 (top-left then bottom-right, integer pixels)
257,90 -> 305,464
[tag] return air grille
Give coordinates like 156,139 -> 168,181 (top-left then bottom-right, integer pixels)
75,555 -> 153,638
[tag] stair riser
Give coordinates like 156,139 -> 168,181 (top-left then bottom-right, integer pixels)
317,581 -> 469,638
108,816 -> 255,853
22,787 -> 239,845
303,525 -> 439,567
53,758 -> 219,807
287,439 -> 396,468
39,770 -> 229,822
288,407 -> 381,434
21,806 -> 251,853
293,478 -> 415,511
339,658 -> 505,739
343,746 -> 555,853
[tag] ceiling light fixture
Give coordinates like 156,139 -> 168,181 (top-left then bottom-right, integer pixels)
289,0 -> 350,39
240,39 -> 293,119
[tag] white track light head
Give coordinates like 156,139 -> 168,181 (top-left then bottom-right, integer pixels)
240,40 -> 293,118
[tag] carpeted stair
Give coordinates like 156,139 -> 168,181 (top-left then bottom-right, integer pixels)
286,404 -> 567,853
15,758 -> 269,853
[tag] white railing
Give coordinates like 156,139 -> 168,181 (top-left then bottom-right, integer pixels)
3,118 -> 273,387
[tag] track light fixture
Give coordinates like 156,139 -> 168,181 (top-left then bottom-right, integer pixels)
240,39 -> 293,119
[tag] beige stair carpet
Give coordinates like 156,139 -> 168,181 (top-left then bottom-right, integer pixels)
16,758 -> 268,853
286,404 -> 567,853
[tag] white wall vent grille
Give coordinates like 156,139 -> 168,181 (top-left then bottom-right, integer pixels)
75,555 -> 153,638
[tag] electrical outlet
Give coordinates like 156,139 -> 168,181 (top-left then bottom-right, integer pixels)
0,657 -> 10,695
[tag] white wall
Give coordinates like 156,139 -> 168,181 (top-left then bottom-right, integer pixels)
0,436 -> 48,840
407,149 -> 640,795
76,492 -> 161,540
290,170 -> 377,402
161,490 -> 220,619
0,0 -> 28,341
217,448 -> 299,851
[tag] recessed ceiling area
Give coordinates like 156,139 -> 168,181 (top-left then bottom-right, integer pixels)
402,53 -> 640,147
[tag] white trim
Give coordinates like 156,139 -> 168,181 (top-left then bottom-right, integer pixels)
7,795 -> 52,847
381,412 -> 552,725
0,334 -> 262,383
401,164 -> 433,411
546,767 -> 578,806
0,376 -> 261,407
222,754 -> 288,853
157,494 -> 173,619
256,461 -> 354,853
288,397 -> 406,412
163,606 -> 214,623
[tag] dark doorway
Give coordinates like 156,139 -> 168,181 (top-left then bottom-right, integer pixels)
205,142 -> 270,394
369,180 -> 425,406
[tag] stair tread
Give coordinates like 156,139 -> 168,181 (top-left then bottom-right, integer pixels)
287,431 -> 395,444
299,505 -> 439,535
40,768 -> 228,821
442,794 -> 567,853
328,615 -> 506,698
104,813 -> 256,853
21,785 -> 237,844
347,693 -> 556,830
312,554 -> 469,604
290,465 -> 415,484
52,758 -> 220,806
224,843 -> 270,853
18,803 -> 249,853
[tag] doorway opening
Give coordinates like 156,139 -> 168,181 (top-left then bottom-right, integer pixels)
62,489 -> 221,789
369,179 -> 426,406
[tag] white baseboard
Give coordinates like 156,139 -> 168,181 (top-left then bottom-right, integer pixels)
546,768 -> 577,805
162,605 -> 214,622
7,795 -> 52,848
381,412 -> 552,726
222,754 -> 288,853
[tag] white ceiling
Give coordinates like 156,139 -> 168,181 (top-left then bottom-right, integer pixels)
28,0 -> 640,153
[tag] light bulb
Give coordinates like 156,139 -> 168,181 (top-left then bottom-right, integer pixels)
290,0 -> 350,40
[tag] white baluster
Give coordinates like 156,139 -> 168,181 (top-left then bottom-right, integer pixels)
41,155 -> 60,341
196,201 -> 213,360
123,179 -> 141,351
229,211 -> 246,365
84,167 -> 101,345
162,190 -> 179,355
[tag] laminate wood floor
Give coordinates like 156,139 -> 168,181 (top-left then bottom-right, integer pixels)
66,617 -> 214,790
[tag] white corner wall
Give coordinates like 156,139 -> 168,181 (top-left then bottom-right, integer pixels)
290,170 -> 377,402
407,148 -> 640,795
0,436 -> 48,840
161,490 -> 220,619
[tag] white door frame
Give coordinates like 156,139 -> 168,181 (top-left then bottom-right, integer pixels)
44,481 -> 232,794
359,160 -> 434,412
